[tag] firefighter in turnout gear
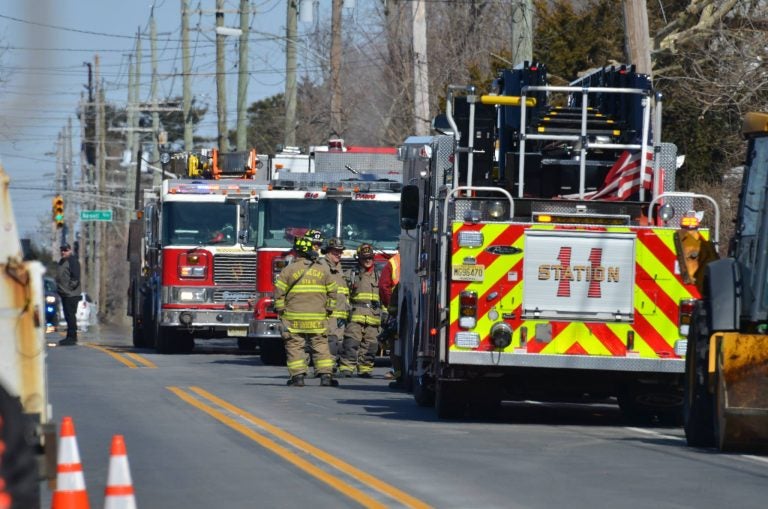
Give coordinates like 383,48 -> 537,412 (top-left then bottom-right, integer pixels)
379,251 -> 402,387
338,244 -> 381,377
274,232 -> 339,387
320,237 -> 349,358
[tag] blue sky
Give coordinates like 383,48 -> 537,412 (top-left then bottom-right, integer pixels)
0,0 -> 331,241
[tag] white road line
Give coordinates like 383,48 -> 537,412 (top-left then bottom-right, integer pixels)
625,427 -> 684,441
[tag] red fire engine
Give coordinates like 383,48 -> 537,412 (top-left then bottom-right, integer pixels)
397,63 -> 719,420
245,142 -> 402,365
128,149 -> 263,353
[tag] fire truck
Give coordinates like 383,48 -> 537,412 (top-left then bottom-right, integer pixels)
128,149 -> 263,353
397,63 -> 718,419
245,142 -> 402,365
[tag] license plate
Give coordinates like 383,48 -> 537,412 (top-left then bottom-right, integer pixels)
452,264 -> 484,281
227,328 -> 247,337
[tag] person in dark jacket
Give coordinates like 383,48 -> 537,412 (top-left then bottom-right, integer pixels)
56,243 -> 82,345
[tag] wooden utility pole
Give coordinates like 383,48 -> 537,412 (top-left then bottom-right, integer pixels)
94,55 -> 106,317
623,0 -> 652,76
181,0 -> 193,150
216,0 -> 229,151
284,0 -> 298,147
330,0 -> 343,137
412,0 -> 430,136
511,0 -> 534,67
150,10 -> 161,186
236,0 -> 249,150
133,28 -> 143,208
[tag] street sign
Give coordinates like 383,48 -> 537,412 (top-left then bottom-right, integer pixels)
80,210 -> 113,222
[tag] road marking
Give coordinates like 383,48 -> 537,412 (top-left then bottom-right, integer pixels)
85,344 -> 138,368
84,344 -> 156,368
168,387 -> 399,509
190,386 -> 432,509
123,352 -> 157,368
624,427 -> 684,442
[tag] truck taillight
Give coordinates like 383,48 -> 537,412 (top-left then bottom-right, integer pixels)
459,291 -> 477,329
272,258 -> 288,283
179,252 -> 209,279
679,298 -> 697,336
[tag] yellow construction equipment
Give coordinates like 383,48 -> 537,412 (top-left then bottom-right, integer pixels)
684,112 -> 768,452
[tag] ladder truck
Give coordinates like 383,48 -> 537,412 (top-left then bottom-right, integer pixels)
397,62 -> 717,420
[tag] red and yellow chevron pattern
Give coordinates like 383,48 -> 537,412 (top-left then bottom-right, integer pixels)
448,222 -> 702,361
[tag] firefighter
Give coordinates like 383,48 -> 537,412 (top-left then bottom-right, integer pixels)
674,210 -> 718,293
274,232 -> 339,387
379,251 -> 402,387
320,237 -> 350,359
338,244 -> 381,378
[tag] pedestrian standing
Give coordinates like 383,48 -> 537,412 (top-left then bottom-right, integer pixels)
56,243 -> 81,346
379,251 -> 402,387
338,244 -> 381,378
274,232 -> 339,387
320,237 -> 350,359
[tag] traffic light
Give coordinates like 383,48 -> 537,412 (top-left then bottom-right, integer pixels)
52,195 -> 65,228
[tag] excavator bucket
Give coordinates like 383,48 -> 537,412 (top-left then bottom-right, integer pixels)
711,333 -> 768,452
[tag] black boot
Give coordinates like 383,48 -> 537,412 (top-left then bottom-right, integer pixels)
58,337 -> 77,346
287,374 -> 305,387
320,374 -> 338,387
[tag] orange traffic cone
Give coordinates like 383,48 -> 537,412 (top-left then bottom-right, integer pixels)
104,435 -> 136,509
51,416 -> 90,509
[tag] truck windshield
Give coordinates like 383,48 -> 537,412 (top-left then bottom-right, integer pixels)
341,200 -> 400,250
161,201 -> 238,246
251,199 -> 337,248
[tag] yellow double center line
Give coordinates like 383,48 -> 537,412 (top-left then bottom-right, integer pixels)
85,344 -> 157,369
169,386 -> 431,509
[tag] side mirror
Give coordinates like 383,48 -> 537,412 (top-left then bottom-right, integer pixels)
400,185 -> 420,230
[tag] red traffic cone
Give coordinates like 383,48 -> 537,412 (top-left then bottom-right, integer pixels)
103,435 -> 136,509
51,416 -> 90,509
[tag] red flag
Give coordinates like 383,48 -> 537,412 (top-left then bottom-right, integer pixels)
587,149 -> 653,201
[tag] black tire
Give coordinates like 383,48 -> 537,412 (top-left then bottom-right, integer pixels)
683,303 -> 716,447
260,340 -> 287,366
435,380 -> 467,419
0,385 -> 40,509
155,328 -> 175,354
413,375 -> 435,407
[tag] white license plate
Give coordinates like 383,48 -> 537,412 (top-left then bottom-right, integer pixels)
227,328 -> 247,337
452,264 -> 485,281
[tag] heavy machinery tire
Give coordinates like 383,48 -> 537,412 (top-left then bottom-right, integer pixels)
155,328 -> 175,354
131,325 -> 146,348
0,385 -> 40,509
683,303 -> 715,447
260,340 -> 287,366
435,380 -> 467,419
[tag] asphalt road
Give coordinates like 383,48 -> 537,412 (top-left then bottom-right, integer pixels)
41,324 -> 768,509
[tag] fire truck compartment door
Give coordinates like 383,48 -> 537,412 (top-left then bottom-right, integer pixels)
522,230 -> 636,321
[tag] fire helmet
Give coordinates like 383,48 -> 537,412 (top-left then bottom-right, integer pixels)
356,243 -> 374,260
293,236 -> 315,258
304,229 -> 325,245
324,237 -> 345,252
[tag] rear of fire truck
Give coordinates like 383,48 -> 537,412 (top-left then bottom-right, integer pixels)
128,149 -> 263,353
397,63 -> 718,420
246,143 -> 402,365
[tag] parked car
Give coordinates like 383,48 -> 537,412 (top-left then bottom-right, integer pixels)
42,276 -> 63,329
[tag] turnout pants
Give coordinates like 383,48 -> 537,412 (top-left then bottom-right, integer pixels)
283,329 -> 334,377
338,321 -> 380,375
60,294 -> 79,341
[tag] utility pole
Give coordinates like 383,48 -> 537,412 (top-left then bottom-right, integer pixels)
78,91 -> 88,289
65,118 -> 74,240
216,0 -> 229,151
330,0 -> 343,137
236,0 -> 249,151
284,0 -> 298,147
94,55 -> 105,318
412,0 -> 430,136
510,0 -> 534,67
181,0 -> 193,150
623,0 -> 652,77
150,9 -> 161,186
133,28 -> 142,207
